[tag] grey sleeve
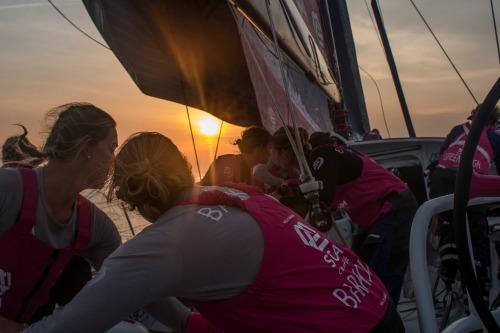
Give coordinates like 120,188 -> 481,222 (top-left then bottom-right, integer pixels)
77,206 -> 122,270
0,168 -> 22,236
24,227 -> 186,333
24,203 -> 263,333
252,163 -> 284,188
145,297 -> 191,333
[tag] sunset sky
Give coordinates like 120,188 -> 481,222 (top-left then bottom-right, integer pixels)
0,0 -> 498,179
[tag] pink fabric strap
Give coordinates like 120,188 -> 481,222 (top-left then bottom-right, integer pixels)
186,312 -> 221,333
73,196 -> 92,250
14,168 -> 38,233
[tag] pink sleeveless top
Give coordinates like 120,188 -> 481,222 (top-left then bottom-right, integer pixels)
332,154 -> 407,227
0,168 -> 91,322
438,123 -> 495,175
181,184 -> 388,333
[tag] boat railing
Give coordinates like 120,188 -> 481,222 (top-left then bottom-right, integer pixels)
410,194 -> 500,333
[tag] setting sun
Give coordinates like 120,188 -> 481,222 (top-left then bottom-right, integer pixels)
197,116 -> 220,136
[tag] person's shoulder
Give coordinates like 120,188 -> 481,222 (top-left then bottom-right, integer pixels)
487,127 -> 500,136
84,200 -> 120,241
0,167 -> 22,190
451,123 -> 467,134
90,202 -> 113,223
148,204 -> 203,237
441,123 -> 466,143
487,128 -> 500,145
311,143 -> 347,156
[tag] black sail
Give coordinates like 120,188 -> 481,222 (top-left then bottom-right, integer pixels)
82,0 -> 368,137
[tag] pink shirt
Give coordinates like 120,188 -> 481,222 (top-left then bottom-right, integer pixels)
182,184 -> 388,333
332,154 -> 407,227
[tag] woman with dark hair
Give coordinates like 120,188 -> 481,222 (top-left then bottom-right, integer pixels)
253,127 -> 309,189
199,126 -> 271,185
0,103 -> 121,327
12,132 -> 403,333
253,127 -> 310,215
269,126 -> 310,176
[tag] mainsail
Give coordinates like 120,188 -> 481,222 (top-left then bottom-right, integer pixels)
82,0 -> 369,138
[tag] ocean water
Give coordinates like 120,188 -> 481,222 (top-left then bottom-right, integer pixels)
83,189 -> 150,242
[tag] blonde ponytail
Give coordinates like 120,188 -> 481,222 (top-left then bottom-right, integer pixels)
109,132 -> 194,222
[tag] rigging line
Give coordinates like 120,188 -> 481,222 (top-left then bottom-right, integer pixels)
252,25 -> 304,76
491,0 -> 500,65
213,121 -> 224,162
408,0 -> 479,105
229,0 -> 304,78
185,106 -> 202,181
179,75 -> 202,182
277,0 -> 334,87
266,4 -> 305,175
46,0 -> 110,50
362,0 -> 384,51
121,203 -> 135,236
265,0 -> 313,179
358,65 -> 391,138
242,31 -> 302,161
231,7 -> 303,168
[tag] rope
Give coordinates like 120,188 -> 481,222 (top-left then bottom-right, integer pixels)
231,8 -> 303,170
230,2 -> 334,232
491,0 -> 500,65
408,0 -> 479,105
264,0 -> 313,180
121,203 -> 135,236
363,0 -> 384,50
185,106 -> 202,181
359,65 -> 391,138
213,121 -> 224,162
46,0 -> 110,50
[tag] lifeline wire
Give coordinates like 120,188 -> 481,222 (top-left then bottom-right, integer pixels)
408,0 -> 479,104
46,0 -> 110,50
213,121 -> 224,162
358,65 -> 391,138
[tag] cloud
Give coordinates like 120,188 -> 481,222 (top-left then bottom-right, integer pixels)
0,0 -> 497,148
347,0 -> 499,137
0,2 -> 47,11
0,1 -> 79,11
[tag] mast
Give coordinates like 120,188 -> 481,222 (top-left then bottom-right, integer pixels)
371,0 -> 416,137
324,0 -> 370,138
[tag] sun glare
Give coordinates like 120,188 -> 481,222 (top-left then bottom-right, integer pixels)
197,116 -> 220,136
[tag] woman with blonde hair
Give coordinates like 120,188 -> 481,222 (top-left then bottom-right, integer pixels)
10,131 -> 405,333
0,103 -> 121,328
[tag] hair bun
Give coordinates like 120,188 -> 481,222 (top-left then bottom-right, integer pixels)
109,132 -> 195,222
129,159 -> 151,176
